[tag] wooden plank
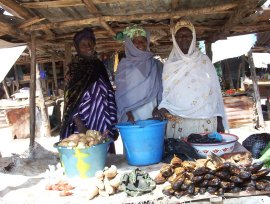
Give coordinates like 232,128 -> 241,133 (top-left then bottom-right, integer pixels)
248,51 -> 264,128
18,17 -> 46,29
0,0 -> 32,19
22,0 -> 140,8
29,2 -> 238,31
29,32 -> 37,148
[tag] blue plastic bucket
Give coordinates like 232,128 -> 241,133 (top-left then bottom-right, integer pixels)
116,120 -> 167,166
54,140 -> 111,178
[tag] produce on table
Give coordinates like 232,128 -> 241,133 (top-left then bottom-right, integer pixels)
58,130 -> 109,148
119,168 -> 156,197
89,165 -> 122,200
45,181 -> 75,196
154,154 -> 270,198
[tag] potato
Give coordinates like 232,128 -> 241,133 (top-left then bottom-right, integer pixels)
68,134 -> 80,141
78,133 -> 86,137
104,165 -> 117,179
95,170 -> 104,180
109,173 -> 122,188
89,185 -> 99,200
58,141 -> 69,147
77,141 -> 86,149
68,141 -> 77,147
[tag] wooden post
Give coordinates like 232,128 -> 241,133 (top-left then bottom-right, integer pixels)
2,80 -> 10,99
52,56 -> 58,96
225,60 -> 234,89
13,65 -> 19,92
205,40 -> 213,61
29,32 -> 36,148
64,42 -> 72,76
248,51 -> 264,128
36,65 -> 51,137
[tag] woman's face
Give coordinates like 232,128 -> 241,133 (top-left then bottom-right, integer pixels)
132,36 -> 147,51
78,38 -> 95,56
175,27 -> 193,54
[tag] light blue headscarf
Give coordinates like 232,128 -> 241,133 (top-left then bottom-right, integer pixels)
115,33 -> 163,122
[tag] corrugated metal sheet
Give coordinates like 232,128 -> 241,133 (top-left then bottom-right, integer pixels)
223,95 -> 255,128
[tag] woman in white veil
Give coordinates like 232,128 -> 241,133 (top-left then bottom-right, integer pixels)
157,18 -> 228,139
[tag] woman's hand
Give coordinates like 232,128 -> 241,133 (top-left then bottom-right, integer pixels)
152,107 -> 169,120
217,116 -> 225,132
74,116 -> 87,133
126,111 -> 135,124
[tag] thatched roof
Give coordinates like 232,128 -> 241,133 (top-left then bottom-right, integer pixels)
0,0 -> 269,63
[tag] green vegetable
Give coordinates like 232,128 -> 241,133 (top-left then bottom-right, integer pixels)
258,142 -> 270,167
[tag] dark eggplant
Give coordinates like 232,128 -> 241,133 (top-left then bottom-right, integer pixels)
180,183 -> 189,191
193,167 -> 209,176
171,174 -> 185,190
255,181 -> 267,190
154,173 -> 167,184
192,176 -> 204,183
160,164 -> 174,177
251,169 -> 270,180
249,161 -> 264,173
215,170 -> 230,180
239,171 -> 251,180
230,176 -> 244,183
208,177 -> 221,186
162,185 -> 175,196
216,162 -> 231,171
228,187 -> 241,193
229,165 -> 241,175
204,173 -> 215,180
199,187 -> 206,194
220,181 -> 233,189
187,184 -> 195,195
170,155 -> 182,168
217,188 -> 224,196
207,186 -> 218,194
174,190 -> 185,199
200,180 -> 209,187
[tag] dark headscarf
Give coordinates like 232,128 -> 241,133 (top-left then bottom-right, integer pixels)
73,27 -> 96,53
60,29 -> 111,139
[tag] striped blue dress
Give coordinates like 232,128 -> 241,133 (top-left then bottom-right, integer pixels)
62,76 -> 117,139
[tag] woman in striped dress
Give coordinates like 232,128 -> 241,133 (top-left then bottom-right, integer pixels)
60,28 -> 118,153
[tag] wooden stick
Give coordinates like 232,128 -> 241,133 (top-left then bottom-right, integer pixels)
29,32 -> 37,148
248,51 -> 264,128
52,56 -> 59,96
18,17 -> 46,29
2,80 -> 10,99
64,42 -> 72,76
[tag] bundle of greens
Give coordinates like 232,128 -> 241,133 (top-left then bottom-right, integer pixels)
259,142 -> 270,167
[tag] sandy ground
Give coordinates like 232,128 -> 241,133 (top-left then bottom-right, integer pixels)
0,122 -> 270,204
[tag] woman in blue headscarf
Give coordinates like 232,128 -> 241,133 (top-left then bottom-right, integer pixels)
115,26 -> 163,123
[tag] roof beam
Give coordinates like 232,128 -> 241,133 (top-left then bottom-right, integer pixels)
0,0 -> 32,19
29,2 -> 238,31
82,0 -> 116,36
21,0 -> 140,8
18,16 -> 46,29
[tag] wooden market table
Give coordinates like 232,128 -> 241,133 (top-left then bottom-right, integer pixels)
1,143 -> 270,204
